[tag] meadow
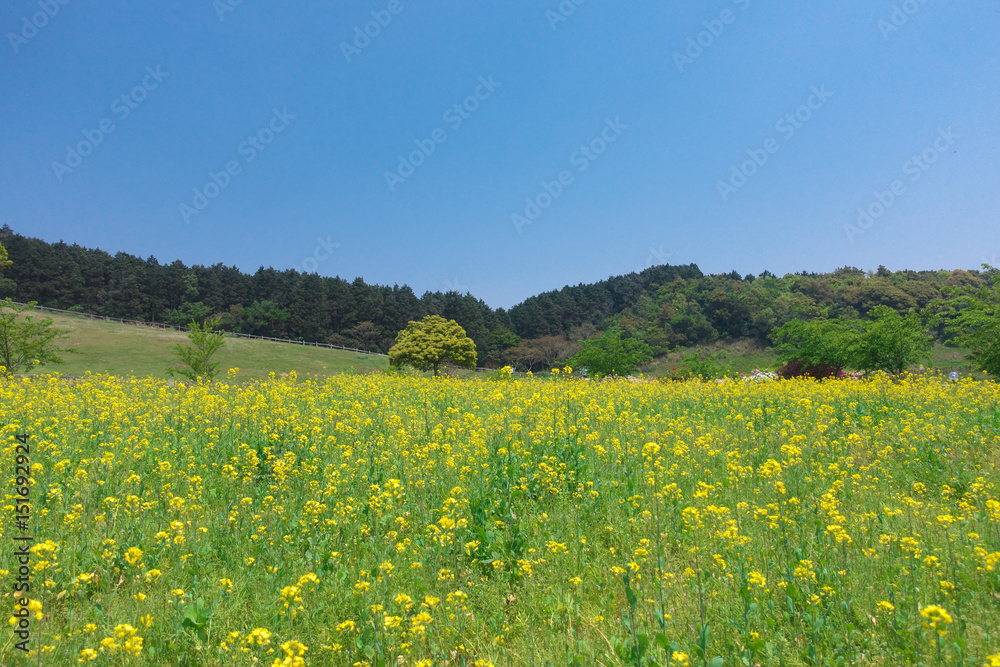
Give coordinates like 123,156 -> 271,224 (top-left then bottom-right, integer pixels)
1,372 -> 999,666
19,311 -> 389,380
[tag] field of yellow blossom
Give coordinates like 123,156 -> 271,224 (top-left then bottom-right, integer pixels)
2,371 -> 1000,666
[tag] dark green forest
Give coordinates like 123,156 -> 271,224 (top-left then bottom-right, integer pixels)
0,226 -> 989,369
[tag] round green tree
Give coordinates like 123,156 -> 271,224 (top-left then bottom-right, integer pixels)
389,315 -> 478,376
568,327 -> 653,378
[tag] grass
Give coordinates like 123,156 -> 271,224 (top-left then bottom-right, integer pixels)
12,309 -> 980,382
19,311 -> 388,380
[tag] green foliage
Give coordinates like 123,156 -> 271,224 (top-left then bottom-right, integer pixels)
388,315 -> 477,376
3,225 -> 997,363
0,299 -> 70,375
168,317 -> 226,381
0,241 -> 14,296
668,351 -> 735,381
165,301 -> 212,327
773,309 -> 931,376
568,327 -> 653,377
485,327 -> 521,364
181,597 -> 213,642
944,267 -> 1000,378
242,300 -> 290,336
771,318 -> 859,375
855,305 -> 931,375
485,365 -> 515,382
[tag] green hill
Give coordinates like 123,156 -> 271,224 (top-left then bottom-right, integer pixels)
22,311 -> 388,380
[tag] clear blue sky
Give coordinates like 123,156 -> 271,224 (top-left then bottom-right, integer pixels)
2,0 -> 998,308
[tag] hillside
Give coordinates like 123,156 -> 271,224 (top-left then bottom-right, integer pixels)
1,226 -> 991,370
20,311 -> 388,380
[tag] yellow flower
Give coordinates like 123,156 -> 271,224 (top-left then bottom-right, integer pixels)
793,560 -> 817,583
77,648 -> 98,663
124,547 -> 143,567
246,627 -> 272,646
920,605 -> 953,636
272,639 -> 307,667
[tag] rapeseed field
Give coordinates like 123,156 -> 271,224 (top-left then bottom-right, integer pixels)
2,372 -> 999,665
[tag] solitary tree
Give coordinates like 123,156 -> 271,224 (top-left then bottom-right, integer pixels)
168,317 -> 226,381
568,327 -> 653,377
389,315 -> 477,376
771,318 -> 859,378
855,305 -> 930,375
0,299 -> 70,376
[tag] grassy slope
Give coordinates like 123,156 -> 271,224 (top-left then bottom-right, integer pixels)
23,312 -> 388,380
17,311 -> 977,381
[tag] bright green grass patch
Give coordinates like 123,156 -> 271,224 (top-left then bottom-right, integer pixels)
20,311 -> 388,380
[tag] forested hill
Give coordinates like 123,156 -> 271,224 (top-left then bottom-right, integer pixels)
0,226 -> 989,368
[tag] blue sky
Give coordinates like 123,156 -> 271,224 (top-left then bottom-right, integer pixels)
2,0 -> 998,308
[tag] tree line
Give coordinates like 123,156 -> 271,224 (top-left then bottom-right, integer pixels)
0,226 -> 994,370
